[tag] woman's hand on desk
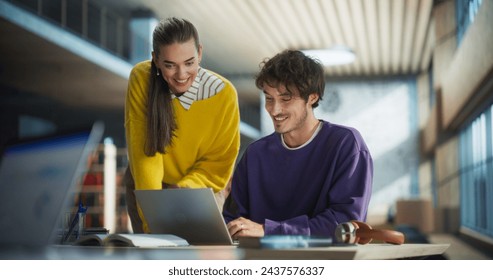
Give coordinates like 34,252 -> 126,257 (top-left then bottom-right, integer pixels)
227,217 -> 264,239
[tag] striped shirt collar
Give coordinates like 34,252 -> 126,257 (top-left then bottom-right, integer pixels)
171,67 -> 225,110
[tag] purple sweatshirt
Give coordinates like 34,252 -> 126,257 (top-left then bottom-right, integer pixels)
223,121 -> 373,238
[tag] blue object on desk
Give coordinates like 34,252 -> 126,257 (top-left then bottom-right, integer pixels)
260,235 -> 333,249
62,201 -> 87,244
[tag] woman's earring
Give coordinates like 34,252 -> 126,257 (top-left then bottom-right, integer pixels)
157,70 -> 160,76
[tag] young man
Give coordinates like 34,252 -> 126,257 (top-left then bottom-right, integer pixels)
223,50 -> 373,239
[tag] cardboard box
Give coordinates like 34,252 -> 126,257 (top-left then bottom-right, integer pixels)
395,199 -> 435,233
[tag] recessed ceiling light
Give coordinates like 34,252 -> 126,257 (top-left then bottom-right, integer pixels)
302,46 -> 356,66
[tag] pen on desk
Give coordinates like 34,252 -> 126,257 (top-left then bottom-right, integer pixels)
62,201 -> 87,244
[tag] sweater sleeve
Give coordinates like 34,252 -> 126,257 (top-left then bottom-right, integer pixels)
264,149 -> 373,238
222,149 -> 249,223
124,62 -> 164,191
176,82 -> 241,193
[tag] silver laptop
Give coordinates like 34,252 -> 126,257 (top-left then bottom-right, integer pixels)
135,188 -> 234,245
0,122 -> 104,248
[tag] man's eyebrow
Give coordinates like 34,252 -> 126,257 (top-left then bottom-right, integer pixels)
263,90 -> 291,97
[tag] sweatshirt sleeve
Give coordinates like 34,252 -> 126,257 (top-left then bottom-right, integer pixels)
264,149 -> 373,238
222,149 -> 249,223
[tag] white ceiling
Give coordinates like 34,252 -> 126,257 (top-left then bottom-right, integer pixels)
111,0 -> 435,102
0,0 -> 436,108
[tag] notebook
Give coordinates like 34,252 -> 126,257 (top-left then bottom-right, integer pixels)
0,122 -> 104,248
134,188 -> 234,245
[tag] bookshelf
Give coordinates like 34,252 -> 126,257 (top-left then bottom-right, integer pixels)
78,141 -> 130,233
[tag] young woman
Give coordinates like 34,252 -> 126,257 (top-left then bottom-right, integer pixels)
125,17 -> 240,233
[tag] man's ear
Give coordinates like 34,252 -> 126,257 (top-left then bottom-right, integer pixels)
308,93 -> 319,105
197,44 -> 203,64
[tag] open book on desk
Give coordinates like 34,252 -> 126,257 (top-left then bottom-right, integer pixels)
73,233 -> 189,247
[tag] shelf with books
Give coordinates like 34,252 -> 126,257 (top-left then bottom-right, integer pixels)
72,142 -> 130,233
114,147 -> 130,233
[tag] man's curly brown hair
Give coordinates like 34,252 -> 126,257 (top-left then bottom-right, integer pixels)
255,50 -> 325,108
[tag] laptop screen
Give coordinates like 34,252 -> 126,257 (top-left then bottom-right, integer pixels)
135,188 -> 234,245
0,123 -> 103,247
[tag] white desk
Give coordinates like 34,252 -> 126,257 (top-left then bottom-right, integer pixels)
0,243 -> 449,260
242,243 -> 450,260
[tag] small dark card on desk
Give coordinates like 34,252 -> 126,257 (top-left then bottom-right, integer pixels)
239,235 -> 347,249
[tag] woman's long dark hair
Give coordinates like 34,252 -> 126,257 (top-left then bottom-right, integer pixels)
145,17 -> 200,156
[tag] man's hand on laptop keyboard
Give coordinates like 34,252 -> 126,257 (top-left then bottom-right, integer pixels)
227,217 -> 265,239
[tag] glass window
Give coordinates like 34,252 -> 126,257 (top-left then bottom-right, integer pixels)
456,0 -> 483,46
459,104 -> 493,239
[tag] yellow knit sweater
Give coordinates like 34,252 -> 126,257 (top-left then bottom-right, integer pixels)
125,61 -> 240,230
